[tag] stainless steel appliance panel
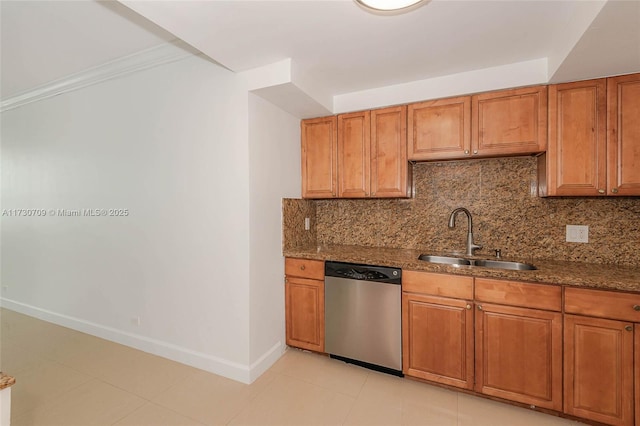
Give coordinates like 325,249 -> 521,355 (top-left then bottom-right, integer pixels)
324,274 -> 402,371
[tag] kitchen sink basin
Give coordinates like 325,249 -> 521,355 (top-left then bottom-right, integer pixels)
418,254 -> 537,271
417,254 -> 471,265
472,259 -> 537,271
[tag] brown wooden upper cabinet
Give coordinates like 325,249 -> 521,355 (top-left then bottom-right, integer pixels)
472,85 -> 547,157
301,116 -> 337,198
540,73 -> 640,196
607,73 -> 640,196
302,106 -> 410,199
337,110 -> 371,197
408,86 -> 546,161
370,106 -> 411,197
408,95 -> 471,160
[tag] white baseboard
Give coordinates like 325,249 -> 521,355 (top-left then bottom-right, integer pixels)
249,341 -> 286,383
1,298 -> 283,384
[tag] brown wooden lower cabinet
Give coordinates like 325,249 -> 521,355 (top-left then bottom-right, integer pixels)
402,292 -> 474,389
285,276 -> 324,352
636,325 -> 639,426
475,303 -> 563,411
564,314 -> 635,426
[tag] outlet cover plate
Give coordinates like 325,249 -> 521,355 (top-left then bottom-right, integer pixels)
566,225 -> 589,243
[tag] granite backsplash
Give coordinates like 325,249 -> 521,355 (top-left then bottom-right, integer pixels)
284,156 -> 640,267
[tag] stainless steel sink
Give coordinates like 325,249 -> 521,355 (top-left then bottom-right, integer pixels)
472,259 -> 537,271
418,254 -> 537,271
417,254 -> 471,265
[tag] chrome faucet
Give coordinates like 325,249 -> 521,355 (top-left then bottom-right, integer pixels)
448,207 -> 482,256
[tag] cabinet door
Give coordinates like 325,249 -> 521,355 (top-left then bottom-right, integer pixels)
636,325 -> 639,426
337,111 -> 371,198
608,73 -> 640,196
472,85 -> 547,157
546,79 -> 607,196
370,106 -> 410,198
301,116 -> 337,198
408,96 -> 471,161
475,303 -> 562,411
564,314 -> 634,426
402,293 -> 474,389
285,277 -> 324,352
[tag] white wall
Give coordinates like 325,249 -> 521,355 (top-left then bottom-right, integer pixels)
1,54 -> 256,381
333,58 -> 549,114
247,94 -> 300,380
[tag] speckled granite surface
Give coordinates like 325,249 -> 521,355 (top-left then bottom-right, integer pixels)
282,198 -> 316,251
315,157 -> 640,267
0,372 -> 15,390
283,244 -> 640,293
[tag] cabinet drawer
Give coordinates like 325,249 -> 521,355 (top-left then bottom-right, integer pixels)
403,270 -> 473,299
565,287 -> 640,322
285,258 -> 324,280
475,278 -> 561,311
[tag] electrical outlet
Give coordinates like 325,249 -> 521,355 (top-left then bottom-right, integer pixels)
304,217 -> 310,231
566,225 -> 589,243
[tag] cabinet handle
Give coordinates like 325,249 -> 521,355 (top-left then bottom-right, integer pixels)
625,325 -> 633,332
633,305 -> 640,311
598,189 -> 605,194
464,150 -> 469,155
300,265 -> 306,271
473,150 -> 478,155
477,305 -> 483,311
466,304 -> 471,310
612,188 -> 619,194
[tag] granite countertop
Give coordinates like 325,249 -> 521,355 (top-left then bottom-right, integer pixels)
284,245 -> 640,293
0,372 -> 15,390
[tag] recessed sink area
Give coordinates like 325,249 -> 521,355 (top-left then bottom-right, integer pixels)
417,254 -> 471,265
418,254 -> 537,271
472,259 -> 537,271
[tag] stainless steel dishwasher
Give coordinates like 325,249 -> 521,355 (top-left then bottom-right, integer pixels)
324,261 -> 403,376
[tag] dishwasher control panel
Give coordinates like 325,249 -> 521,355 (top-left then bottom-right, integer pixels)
325,261 -> 401,284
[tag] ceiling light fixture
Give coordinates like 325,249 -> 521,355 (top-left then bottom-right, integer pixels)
355,0 -> 425,12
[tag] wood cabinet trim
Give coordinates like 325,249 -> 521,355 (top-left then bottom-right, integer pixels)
635,325 -> 639,426
564,287 -> 640,323
474,278 -> 562,311
402,270 -> 474,299
285,258 -> 325,280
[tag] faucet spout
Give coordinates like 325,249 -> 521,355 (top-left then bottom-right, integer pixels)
448,208 -> 482,256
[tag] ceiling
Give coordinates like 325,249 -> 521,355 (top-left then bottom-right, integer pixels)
2,0 -> 639,110
0,0 -> 175,99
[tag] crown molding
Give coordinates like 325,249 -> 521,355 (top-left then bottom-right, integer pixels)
1,40 -> 199,113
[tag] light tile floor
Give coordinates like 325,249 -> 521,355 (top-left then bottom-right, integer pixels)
0,308 -> 585,426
